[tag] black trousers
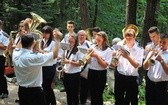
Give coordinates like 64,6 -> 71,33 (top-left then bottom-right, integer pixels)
18,86 -> 46,105
0,55 -> 8,94
63,72 -> 80,105
145,76 -> 168,105
88,69 -> 107,105
80,76 -> 89,104
114,70 -> 138,105
42,65 -> 56,105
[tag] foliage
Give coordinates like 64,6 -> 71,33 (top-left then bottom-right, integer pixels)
0,0 -> 168,43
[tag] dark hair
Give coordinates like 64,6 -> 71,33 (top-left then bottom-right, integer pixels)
92,27 -> 101,32
21,33 -> 35,48
70,34 -> 78,54
160,33 -> 168,39
67,20 -> 75,25
41,25 -> 53,49
148,26 -> 160,34
97,31 -> 109,51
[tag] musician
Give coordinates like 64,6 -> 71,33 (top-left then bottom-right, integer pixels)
143,33 -> 168,105
114,25 -> 144,105
61,33 -> 83,105
61,20 -> 76,43
0,20 -> 9,99
88,31 -> 112,105
91,26 -> 101,43
14,20 -> 30,47
12,33 -> 59,105
77,30 -> 92,105
51,28 -> 63,89
145,26 -> 161,56
41,26 -> 57,105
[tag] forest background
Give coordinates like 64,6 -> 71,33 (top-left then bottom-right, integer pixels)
0,0 -> 168,46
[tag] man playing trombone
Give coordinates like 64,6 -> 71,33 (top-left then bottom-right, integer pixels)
143,33 -> 168,105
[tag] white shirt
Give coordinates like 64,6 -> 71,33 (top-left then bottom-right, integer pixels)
89,45 -> 112,70
147,49 -> 168,82
61,32 -> 76,43
79,40 -> 92,70
0,31 -> 9,55
42,39 -> 57,66
12,48 -> 54,87
117,41 -> 144,76
63,50 -> 83,74
145,42 -> 160,58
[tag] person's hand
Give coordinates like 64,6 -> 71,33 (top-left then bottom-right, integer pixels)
62,58 -> 70,64
120,48 -> 129,58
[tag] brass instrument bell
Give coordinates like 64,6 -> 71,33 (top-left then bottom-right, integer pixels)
122,24 -> 139,36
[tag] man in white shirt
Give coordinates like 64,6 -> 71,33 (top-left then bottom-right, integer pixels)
77,30 -> 92,105
145,26 -> 161,57
0,20 -> 9,99
12,32 -> 59,105
143,33 -> 168,105
114,25 -> 144,105
61,20 -> 76,43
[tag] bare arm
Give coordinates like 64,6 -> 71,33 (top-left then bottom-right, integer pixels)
143,51 -> 154,70
159,60 -> 168,75
156,55 -> 168,75
0,43 -> 7,50
53,40 -> 59,59
91,52 -> 108,68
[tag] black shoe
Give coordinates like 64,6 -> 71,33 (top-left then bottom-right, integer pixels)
60,88 -> 66,92
0,93 -> 8,99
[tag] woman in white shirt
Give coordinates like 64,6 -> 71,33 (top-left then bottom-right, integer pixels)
61,34 -> 83,105
88,31 -> 112,105
41,26 -> 57,105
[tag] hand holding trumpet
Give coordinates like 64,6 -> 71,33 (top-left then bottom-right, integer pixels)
119,47 -> 130,58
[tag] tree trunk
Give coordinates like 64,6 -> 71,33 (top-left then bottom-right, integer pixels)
79,0 -> 90,29
126,0 -> 137,25
59,0 -> 66,23
141,0 -> 160,47
93,0 -> 99,27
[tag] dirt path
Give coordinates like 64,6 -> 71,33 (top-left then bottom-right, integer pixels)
0,82 -> 67,105
0,80 -> 112,105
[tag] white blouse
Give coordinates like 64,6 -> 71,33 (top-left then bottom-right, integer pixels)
89,45 -> 112,70
117,41 -> 144,76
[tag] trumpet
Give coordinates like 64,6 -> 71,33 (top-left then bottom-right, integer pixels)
111,45 -> 130,64
150,50 -> 162,66
79,49 -> 94,66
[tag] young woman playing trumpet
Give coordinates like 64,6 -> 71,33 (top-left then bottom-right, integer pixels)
87,31 -> 112,105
